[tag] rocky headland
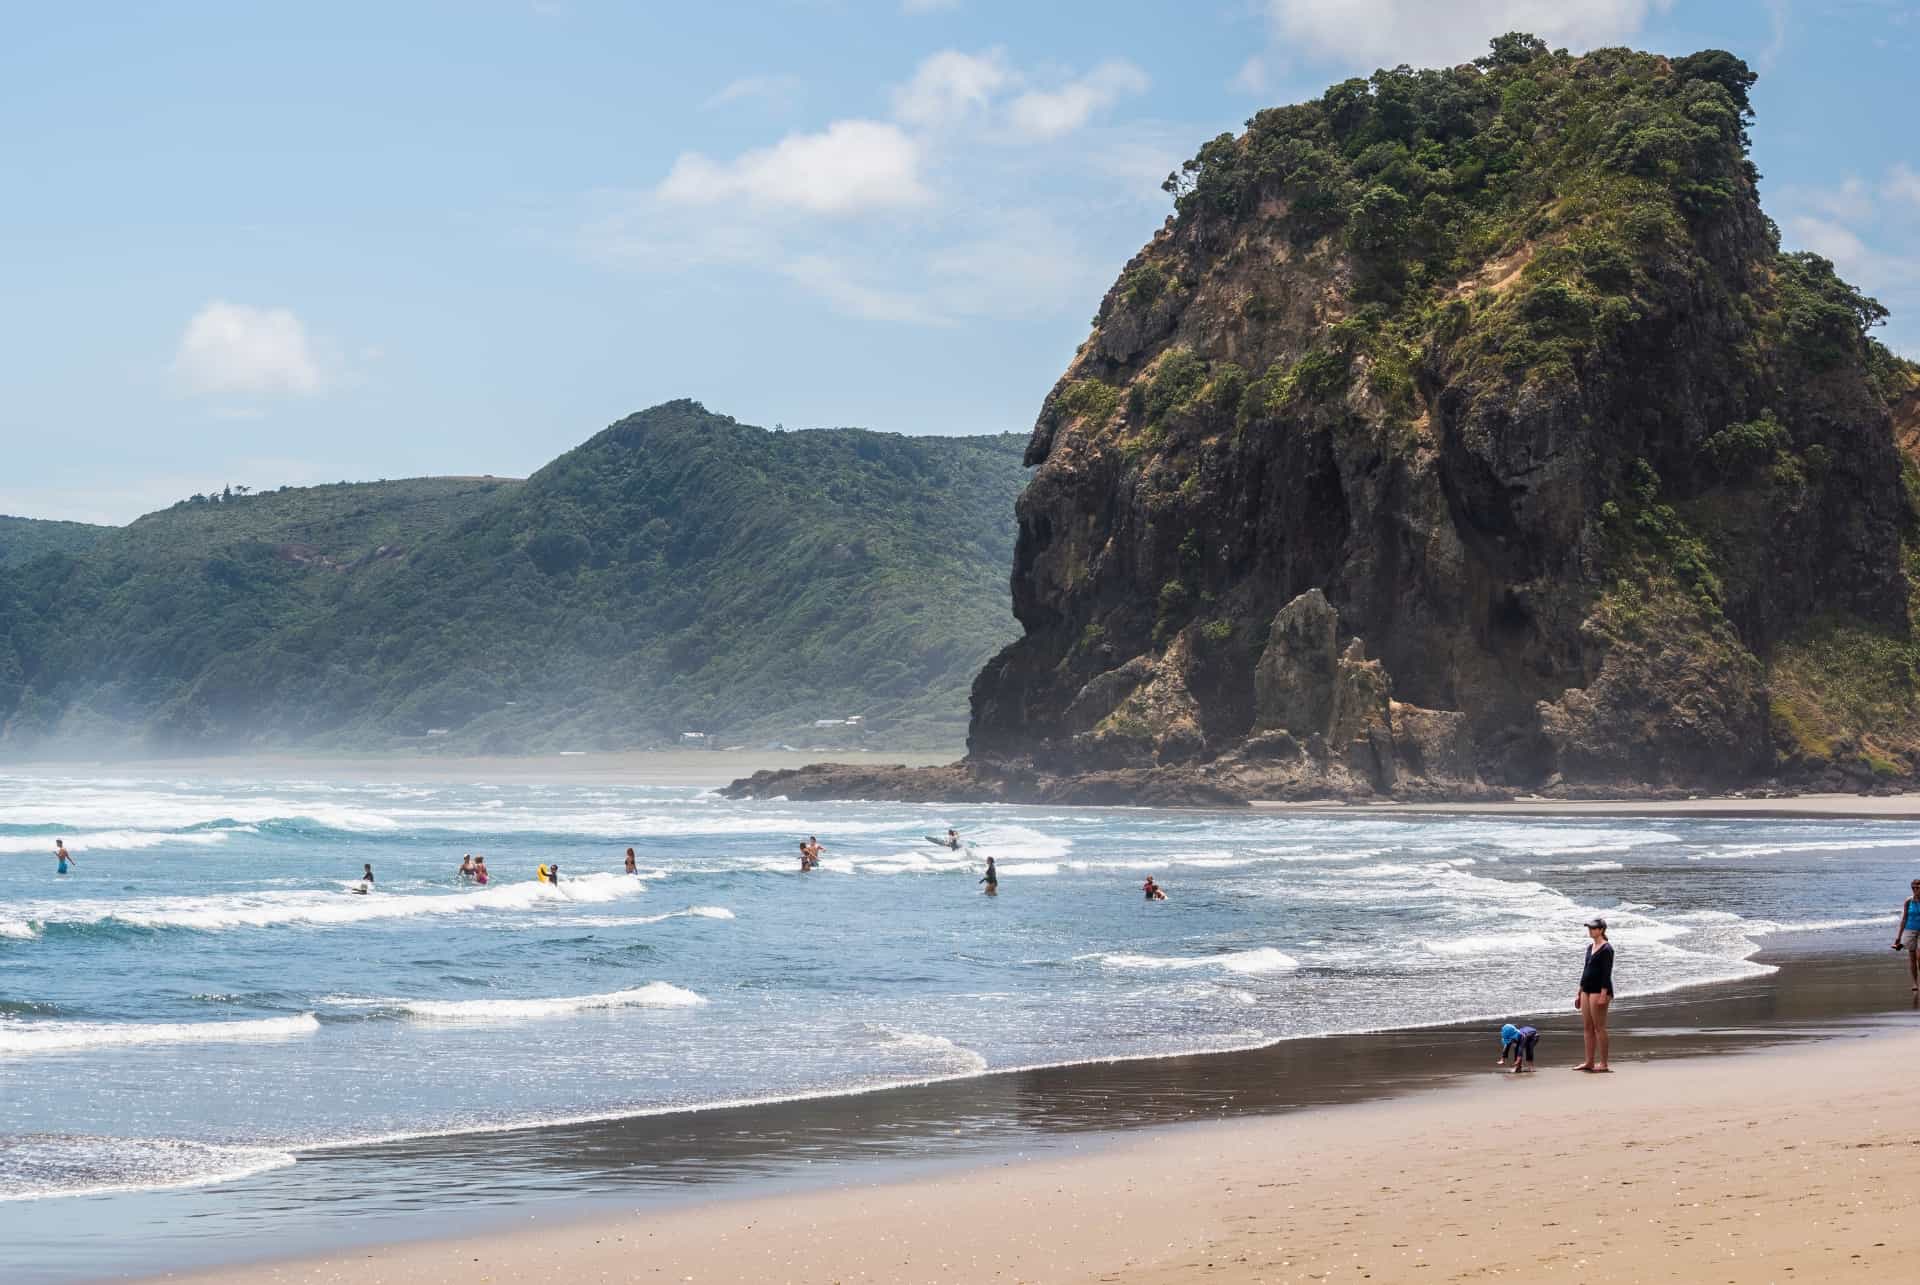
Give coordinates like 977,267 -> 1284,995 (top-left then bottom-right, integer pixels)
729,35 -> 1920,806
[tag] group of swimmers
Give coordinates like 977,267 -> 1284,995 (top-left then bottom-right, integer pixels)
797,836 -> 824,872
456,855 -> 492,884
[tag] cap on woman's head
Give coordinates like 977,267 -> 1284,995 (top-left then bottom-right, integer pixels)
1500,1023 -> 1519,1043
1585,916 -> 1608,930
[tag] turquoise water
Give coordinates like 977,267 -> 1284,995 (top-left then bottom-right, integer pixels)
1,769 -> 1914,1204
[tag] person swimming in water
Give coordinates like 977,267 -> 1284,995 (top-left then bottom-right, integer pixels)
361,864 -> 375,885
945,828 -> 961,851
54,839 -> 75,875
624,847 -> 638,875
536,863 -> 550,884
473,855 -> 489,885
458,855 -> 476,882
798,840 -> 814,873
1142,876 -> 1166,901
979,856 -> 998,896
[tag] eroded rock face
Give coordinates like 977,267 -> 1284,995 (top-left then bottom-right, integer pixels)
953,46 -> 1917,802
731,43 -> 1920,806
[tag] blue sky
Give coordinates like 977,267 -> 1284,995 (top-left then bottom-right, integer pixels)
3,0 -> 1917,523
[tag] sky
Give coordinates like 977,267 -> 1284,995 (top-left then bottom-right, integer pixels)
3,0 -> 1917,524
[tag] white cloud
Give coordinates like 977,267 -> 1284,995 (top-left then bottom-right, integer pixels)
778,255 -> 951,324
891,49 -> 1010,128
1884,163 -> 1920,213
1807,175 -> 1874,225
1257,0 -> 1671,69
172,301 -> 323,397
703,74 -> 803,112
1006,59 -> 1149,142
1233,55 -> 1270,96
657,119 -> 929,215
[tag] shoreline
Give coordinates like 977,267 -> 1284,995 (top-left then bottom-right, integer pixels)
28,938 -> 1902,1284
1252,791 -> 1920,819
142,940 -> 1920,1285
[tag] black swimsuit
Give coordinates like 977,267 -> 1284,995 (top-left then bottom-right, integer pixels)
1580,942 -> 1615,996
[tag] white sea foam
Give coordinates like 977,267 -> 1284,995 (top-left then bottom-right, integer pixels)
380,983 -> 707,1022
1423,933 -> 1553,955
0,1135 -> 296,1202
0,829 -> 235,854
0,1013 -> 319,1055
13,873 -> 649,934
1098,947 -> 1299,974
1575,860 -> 1625,871
871,1027 -> 989,1073
0,920 -> 38,940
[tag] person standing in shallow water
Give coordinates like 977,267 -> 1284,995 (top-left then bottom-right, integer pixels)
1574,916 -> 1614,1073
54,839 -> 75,875
979,856 -> 998,896
624,847 -> 638,876
1892,878 -> 1920,992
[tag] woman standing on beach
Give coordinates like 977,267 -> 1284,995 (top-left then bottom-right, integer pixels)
1575,916 -> 1614,1072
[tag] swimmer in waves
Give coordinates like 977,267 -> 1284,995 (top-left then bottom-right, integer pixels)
1142,876 -> 1167,901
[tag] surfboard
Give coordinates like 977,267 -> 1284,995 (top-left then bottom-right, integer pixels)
925,835 -> 962,851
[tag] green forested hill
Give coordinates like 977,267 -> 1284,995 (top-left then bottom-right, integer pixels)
0,515 -> 111,567
0,403 -> 1026,754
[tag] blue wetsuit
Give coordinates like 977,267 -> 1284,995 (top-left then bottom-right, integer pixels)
1501,1025 -> 1539,1062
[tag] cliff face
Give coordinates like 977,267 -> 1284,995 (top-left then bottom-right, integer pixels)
968,37 -> 1920,799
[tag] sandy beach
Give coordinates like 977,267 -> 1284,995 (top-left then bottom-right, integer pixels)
155,1014 -> 1919,1284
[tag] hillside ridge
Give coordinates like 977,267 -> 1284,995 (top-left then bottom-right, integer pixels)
0,403 -> 1027,755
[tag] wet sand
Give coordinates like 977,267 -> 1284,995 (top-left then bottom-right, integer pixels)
114,941 -> 1920,1285
164,1029 -> 1920,1285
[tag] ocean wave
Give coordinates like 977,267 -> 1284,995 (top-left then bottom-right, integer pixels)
1575,860 -> 1625,871
1097,947 -> 1299,974
0,1013 -> 319,1055
0,919 -> 38,941
0,1134 -> 296,1202
0,829 -> 236,854
332,983 -> 707,1023
869,1027 -> 989,1073
13,873 -> 649,935
1423,932 -> 1554,955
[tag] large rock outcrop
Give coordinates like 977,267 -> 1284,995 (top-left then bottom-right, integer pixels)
732,37 -> 1920,805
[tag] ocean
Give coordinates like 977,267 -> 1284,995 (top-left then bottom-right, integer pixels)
1,767 -> 1914,1214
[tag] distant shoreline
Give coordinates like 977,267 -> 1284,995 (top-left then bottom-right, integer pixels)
0,749 -> 962,787
1251,791 -> 1920,819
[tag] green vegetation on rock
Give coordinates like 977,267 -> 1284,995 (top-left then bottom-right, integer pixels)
976,34 -> 1920,795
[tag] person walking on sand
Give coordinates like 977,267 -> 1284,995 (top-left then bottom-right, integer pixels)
54,839 -> 75,875
979,856 -> 998,896
1891,879 -> 1920,992
624,847 -> 638,876
1574,917 -> 1614,1073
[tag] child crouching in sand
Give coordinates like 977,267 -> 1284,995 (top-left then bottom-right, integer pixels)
1497,1022 -> 1539,1073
